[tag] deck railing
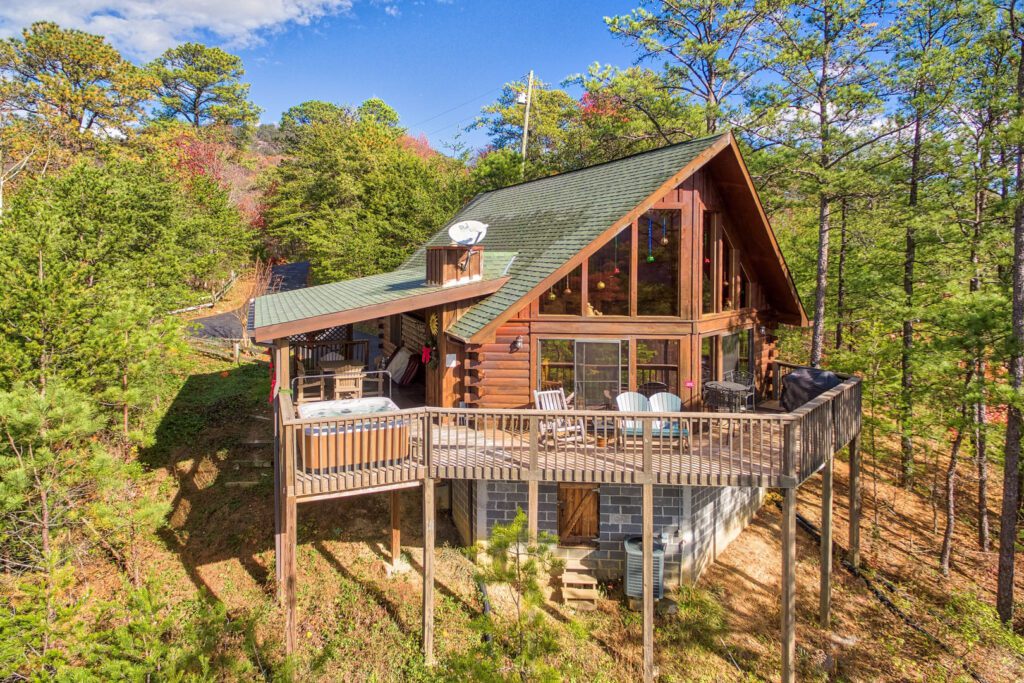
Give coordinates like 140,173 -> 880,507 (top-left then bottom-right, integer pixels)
276,366 -> 861,498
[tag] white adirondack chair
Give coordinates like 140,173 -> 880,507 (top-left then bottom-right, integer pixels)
649,392 -> 690,447
533,389 -> 585,446
615,391 -> 650,446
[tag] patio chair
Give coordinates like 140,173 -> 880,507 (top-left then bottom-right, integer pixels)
294,362 -> 325,403
723,370 -> 756,410
533,389 -> 585,446
615,391 -> 650,446
649,392 -> 690,447
332,368 -> 364,400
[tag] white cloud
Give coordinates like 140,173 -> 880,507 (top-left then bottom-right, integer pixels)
0,1 -> 356,60
384,5 -> 400,17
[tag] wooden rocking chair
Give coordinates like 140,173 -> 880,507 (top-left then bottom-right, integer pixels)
533,389 -> 585,446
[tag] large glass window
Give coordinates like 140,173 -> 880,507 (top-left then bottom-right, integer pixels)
722,329 -> 752,377
702,214 -> 715,314
637,210 -> 680,315
721,236 -> 735,311
636,339 -> 679,396
587,228 -> 630,316
575,341 -> 623,410
739,266 -> 750,308
538,339 -> 625,410
540,265 -> 582,315
701,336 -> 718,384
539,339 -> 574,392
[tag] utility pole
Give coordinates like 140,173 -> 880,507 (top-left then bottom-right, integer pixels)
520,69 -> 534,179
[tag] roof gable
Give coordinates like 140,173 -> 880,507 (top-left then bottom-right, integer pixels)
405,133 -> 732,340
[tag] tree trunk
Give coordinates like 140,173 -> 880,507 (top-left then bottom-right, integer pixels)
971,154 -> 991,552
940,424 -> 965,575
997,20 -> 1024,624
810,192 -> 831,367
900,116 -> 922,487
835,198 -> 848,351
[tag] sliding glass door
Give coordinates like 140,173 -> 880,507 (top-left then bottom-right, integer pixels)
574,341 -> 622,410
538,339 -> 625,410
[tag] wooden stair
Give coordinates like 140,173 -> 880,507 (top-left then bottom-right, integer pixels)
561,569 -> 599,611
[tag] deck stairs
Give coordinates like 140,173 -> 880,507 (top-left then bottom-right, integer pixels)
561,562 -> 600,611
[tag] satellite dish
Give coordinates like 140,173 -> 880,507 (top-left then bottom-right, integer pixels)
448,220 -> 488,246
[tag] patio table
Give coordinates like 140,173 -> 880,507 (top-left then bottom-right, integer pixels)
704,380 -> 753,412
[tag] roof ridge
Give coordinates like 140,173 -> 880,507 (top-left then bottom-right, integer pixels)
472,131 -> 728,197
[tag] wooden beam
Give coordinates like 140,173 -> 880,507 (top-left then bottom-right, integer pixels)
391,490 -> 402,568
848,432 -> 862,570
781,486 -> 796,683
422,478 -> 435,666
284,492 -> 298,655
642,481 -> 655,683
820,453 -> 833,627
527,479 -> 539,542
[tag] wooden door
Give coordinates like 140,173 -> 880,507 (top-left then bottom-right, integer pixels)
558,484 -> 599,545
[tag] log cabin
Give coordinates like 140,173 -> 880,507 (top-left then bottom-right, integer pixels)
250,131 -> 862,682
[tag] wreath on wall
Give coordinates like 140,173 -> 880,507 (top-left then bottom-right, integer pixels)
423,312 -> 440,369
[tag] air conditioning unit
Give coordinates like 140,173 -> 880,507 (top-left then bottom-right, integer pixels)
623,536 -> 665,600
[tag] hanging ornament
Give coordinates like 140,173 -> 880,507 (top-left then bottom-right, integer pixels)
563,276 -> 572,295
659,216 -> 670,246
647,216 -> 656,263
596,280 -> 606,290
547,290 -> 557,301
612,234 -> 621,275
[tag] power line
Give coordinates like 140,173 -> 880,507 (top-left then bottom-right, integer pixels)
405,84 -> 505,130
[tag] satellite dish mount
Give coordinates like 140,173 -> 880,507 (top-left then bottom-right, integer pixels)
448,220 -> 488,271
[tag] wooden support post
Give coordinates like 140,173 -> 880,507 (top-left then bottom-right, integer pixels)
820,453 -> 833,627
272,340 -> 290,603
527,479 -> 538,542
642,481 -> 655,683
781,486 -> 797,683
422,478 -> 435,666
391,490 -> 402,568
848,432 -> 862,571
284,493 -> 298,654
528,415 -> 539,542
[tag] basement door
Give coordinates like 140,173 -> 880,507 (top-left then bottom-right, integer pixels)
557,484 -> 600,546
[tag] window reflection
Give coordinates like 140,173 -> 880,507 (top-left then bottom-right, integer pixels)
587,228 -> 630,316
637,210 -> 679,315
540,265 -> 582,315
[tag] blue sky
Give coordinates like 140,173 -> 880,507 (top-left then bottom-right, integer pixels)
236,1 -> 640,149
0,1 -> 642,151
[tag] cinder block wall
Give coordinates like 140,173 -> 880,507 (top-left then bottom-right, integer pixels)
460,480 -> 765,587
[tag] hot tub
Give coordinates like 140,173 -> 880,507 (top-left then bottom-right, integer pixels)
296,397 -> 408,473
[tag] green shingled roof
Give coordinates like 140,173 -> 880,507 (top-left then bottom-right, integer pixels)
252,251 -> 518,330
252,133 -> 725,336
406,133 -> 726,340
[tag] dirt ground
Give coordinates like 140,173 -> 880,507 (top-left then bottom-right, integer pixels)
141,355 -> 1024,681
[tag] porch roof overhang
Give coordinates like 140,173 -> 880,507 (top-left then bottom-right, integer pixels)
250,252 -> 517,342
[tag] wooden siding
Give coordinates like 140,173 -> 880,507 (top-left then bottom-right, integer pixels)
465,311 -> 532,409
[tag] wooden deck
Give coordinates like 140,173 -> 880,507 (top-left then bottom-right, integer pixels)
279,375 -> 861,499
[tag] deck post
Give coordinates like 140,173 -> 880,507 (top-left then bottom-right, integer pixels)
848,432 -> 862,570
527,480 -> 538,542
272,339 -> 290,603
422,477 -> 435,666
391,490 -> 402,568
781,486 -> 797,683
820,452 -> 833,627
642,481 -> 655,683
284,491 -> 298,654
528,416 -> 539,542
